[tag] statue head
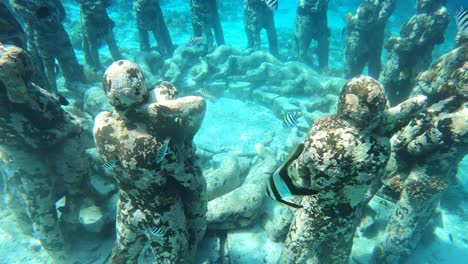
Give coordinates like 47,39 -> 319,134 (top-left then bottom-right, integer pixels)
103,60 -> 148,110
337,76 -> 389,127
150,81 -> 179,103
0,44 -> 34,102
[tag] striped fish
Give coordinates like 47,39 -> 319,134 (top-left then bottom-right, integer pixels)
263,0 -> 278,11
149,227 -> 165,237
156,138 -> 170,163
186,36 -> 204,47
456,6 -> 468,36
102,160 -> 117,172
265,143 -> 319,208
283,111 -> 302,128
196,88 -> 217,101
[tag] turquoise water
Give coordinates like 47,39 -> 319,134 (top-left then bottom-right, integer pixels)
0,0 -> 467,263
61,0 -> 461,68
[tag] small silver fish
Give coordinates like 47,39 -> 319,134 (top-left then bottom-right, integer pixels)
196,88 -> 217,101
156,138 -> 170,163
283,111 -> 302,128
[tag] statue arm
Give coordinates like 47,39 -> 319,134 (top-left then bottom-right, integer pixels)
146,96 -> 206,138
381,94 -> 428,135
407,107 -> 468,155
93,111 -> 116,162
377,0 -> 397,22
172,148 -> 205,190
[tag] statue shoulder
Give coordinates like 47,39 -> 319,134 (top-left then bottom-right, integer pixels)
93,111 -> 114,135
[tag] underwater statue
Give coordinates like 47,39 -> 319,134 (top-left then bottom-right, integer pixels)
344,0 -> 397,79
0,43 -> 91,262
93,61 -> 207,263
372,40 -> 468,264
278,76 -> 391,264
294,0 -> 330,71
0,2 -> 26,49
9,0 -> 87,93
379,0 -> 449,105
277,76 -> 428,264
134,0 -> 174,56
1,1 -> 50,90
243,0 -> 279,56
75,0 -> 123,71
190,0 -> 225,51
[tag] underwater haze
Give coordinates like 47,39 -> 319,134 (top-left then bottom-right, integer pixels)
0,0 -> 467,263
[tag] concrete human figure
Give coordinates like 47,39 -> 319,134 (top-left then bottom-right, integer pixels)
379,0 -> 449,105
190,0 -> 225,51
134,0 -> 174,56
94,61 -> 207,263
294,0 -> 330,70
76,0 -> 123,71
278,75 -> 428,264
1,1 -> 50,89
0,43 -> 90,262
344,0 -> 397,79
243,0 -> 278,56
278,76 -> 390,263
372,40 -> 467,264
9,0 -> 87,93
0,2 -> 26,49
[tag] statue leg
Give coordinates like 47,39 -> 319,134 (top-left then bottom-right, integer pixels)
315,225 -> 356,264
26,27 -> 49,91
317,29 -> 329,70
104,29 -> 123,62
295,28 -> 313,64
210,1 -> 225,45
279,204 -> 323,264
87,31 -> 102,70
379,52 -> 401,106
82,28 -> 94,69
182,171 -> 207,260
372,167 -> 447,264
42,56 -> 58,94
245,27 -> 255,49
111,196 -> 146,263
54,26 -> 86,84
192,22 -> 203,38
138,27 -> 150,52
344,30 -> 366,78
204,26 -> 214,51
153,11 -> 173,56
368,29 -> 385,79
4,148 -> 66,260
265,15 -> 278,56
145,200 -> 190,263
51,137 -> 89,234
